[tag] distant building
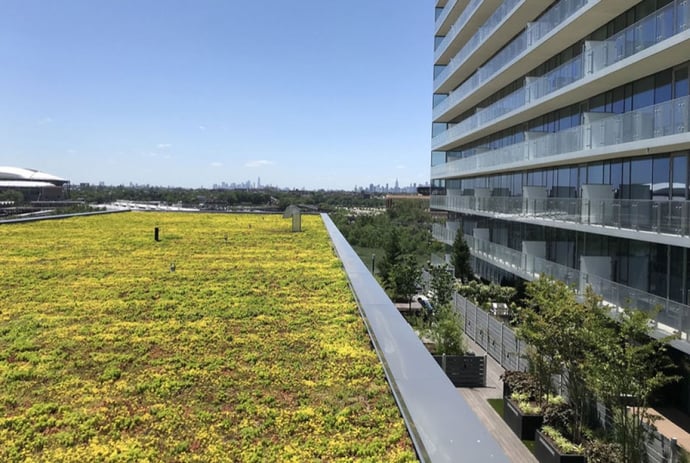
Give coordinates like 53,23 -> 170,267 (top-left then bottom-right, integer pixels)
0,167 -> 69,202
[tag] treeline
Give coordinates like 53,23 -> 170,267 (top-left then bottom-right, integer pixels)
68,185 -> 384,211
330,199 -> 440,258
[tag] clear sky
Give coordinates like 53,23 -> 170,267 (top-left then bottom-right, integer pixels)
0,1 -> 433,190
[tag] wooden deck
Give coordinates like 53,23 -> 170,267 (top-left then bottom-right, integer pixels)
458,336 -> 538,463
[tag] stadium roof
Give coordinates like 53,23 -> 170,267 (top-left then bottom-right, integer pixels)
0,180 -> 62,188
0,167 -> 67,184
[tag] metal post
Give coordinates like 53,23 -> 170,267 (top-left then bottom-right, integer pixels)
371,254 -> 376,273
671,437 -> 678,463
500,322 -> 504,365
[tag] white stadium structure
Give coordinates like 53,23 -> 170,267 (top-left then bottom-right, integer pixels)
0,167 -> 69,201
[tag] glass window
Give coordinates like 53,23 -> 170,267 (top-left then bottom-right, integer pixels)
433,65 -> 446,79
654,70 -> 673,104
610,161 -> 623,197
554,168 -> 567,188
587,163 -> 604,184
672,153 -> 688,200
633,76 -> 655,109
669,247 -> 685,303
589,93 -> 605,113
570,166 -> 587,193
544,169 -> 554,192
431,151 -> 446,167
434,36 -> 444,50
631,157 -> 653,184
435,7 -> 443,20
652,156 -> 670,199
432,122 -> 447,137
675,67 -> 689,98
649,243 -> 668,299
603,163 -> 611,185
612,87 -> 625,114
511,173 -> 522,197
433,93 -> 448,107
629,157 -> 653,199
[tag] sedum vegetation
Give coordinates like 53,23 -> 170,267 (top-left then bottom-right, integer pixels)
0,213 -> 415,462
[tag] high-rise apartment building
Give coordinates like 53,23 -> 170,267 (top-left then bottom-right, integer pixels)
430,0 -> 690,408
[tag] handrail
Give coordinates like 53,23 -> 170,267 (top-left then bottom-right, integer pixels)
323,214 -> 510,463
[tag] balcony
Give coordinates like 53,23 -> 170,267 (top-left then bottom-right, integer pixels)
433,0 -> 690,145
434,0 -> 553,112
432,224 -> 690,341
431,94 -> 690,179
434,0 -> 502,64
435,0 -> 465,35
431,194 -> 690,239
434,0 -> 591,94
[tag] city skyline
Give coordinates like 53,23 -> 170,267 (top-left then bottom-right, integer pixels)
0,1 -> 433,190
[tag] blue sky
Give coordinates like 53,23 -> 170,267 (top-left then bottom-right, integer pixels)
0,1 -> 433,190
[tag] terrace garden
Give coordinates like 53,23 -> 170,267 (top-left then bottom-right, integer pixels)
0,212 -> 415,462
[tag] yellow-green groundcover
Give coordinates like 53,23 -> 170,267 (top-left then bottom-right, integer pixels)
0,213 -> 415,462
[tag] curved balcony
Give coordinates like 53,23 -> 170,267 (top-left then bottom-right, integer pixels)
434,0 -> 495,64
431,94 -> 690,179
434,0 -> 548,113
433,0 -> 591,94
435,0 -> 464,35
432,224 -> 690,341
431,194 -> 690,241
434,1 -> 690,150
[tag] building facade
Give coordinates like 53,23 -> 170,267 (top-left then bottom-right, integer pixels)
430,0 -> 690,404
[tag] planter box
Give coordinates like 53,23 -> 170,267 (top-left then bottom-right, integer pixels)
503,396 -> 543,440
534,430 -> 586,463
502,381 -> 511,398
433,354 -> 486,387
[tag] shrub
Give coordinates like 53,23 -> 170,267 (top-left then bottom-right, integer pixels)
501,370 -> 539,398
541,426 -> 584,454
510,392 -> 542,415
542,396 -> 573,437
584,438 -> 623,463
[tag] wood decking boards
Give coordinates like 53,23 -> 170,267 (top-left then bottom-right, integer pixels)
459,336 -> 538,463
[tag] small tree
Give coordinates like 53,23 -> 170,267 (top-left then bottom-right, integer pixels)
391,254 -> 421,309
427,263 -> 466,355
428,263 -> 454,309
378,227 -> 403,291
585,307 -> 679,463
451,233 -> 473,282
518,276 -> 605,442
0,189 -> 24,205
431,303 -> 466,355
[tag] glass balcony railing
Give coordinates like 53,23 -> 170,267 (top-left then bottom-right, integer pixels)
434,52 -> 583,145
587,0 -> 689,73
435,87 -> 531,147
432,94 -> 690,177
433,0 -> 690,146
526,53 -> 585,100
435,0 -> 458,32
432,224 -> 690,338
431,194 -> 690,237
434,0 -> 586,90
434,0 -> 482,62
